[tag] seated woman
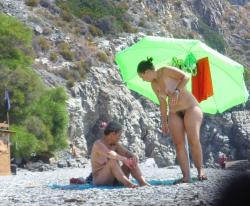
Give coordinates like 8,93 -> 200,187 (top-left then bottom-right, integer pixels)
91,121 -> 149,188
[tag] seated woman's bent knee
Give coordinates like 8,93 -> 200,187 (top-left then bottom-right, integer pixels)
107,159 -> 120,167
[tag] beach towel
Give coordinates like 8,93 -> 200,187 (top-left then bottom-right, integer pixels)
192,57 -> 214,103
48,178 -> 200,190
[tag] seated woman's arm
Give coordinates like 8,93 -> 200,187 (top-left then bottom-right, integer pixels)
116,144 -> 138,168
116,144 -> 137,159
95,141 -> 127,162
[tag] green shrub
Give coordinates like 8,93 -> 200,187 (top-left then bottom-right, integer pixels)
49,52 -> 58,62
244,68 -> 250,82
0,13 -> 33,70
188,32 -> 199,39
0,67 -> 69,155
174,0 -> 182,7
61,9 -> 73,22
58,67 -> 71,80
97,51 -> 110,63
122,22 -> 138,33
25,0 -> 40,7
244,68 -> 250,107
0,66 -> 45,122
58,42 -> 74,61
36,36 -> 50,51
31,88 -> 68,151
24,116 -> 53,145
138,19 -> 146,27
73,26 -> 81,36
0,13 -> 68,159
67,78 -> 75,88
88,25 -> 103,36
11,125 -> 40,158
73,60 -> 88,79
56,0 -> 130,34
243,32 -> 250,39
58,61 -> 87,83
198,19 -> 226,53
42,27 -> 52,35
58,42 -> 70,52
60,50 -> 74,61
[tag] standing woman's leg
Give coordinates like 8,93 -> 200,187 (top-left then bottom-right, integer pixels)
168,112 -> 190,182
184,106 -> 206,179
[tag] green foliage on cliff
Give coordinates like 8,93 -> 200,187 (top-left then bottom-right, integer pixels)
0,13 -> 68,158
0,13 -> 33,70
198,19 -> 226,53
55,0 -> 136,34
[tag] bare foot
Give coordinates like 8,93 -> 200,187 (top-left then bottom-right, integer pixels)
198,169 -> 208,181
198,174 -> 208,181
140,182 -> 151,187
128,183 -> 139,188
173,177 -> 191,184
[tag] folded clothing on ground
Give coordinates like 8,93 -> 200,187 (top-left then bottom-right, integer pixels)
70,178 -> 86,184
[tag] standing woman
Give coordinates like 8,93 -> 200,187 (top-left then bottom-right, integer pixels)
137,57 -> 207,182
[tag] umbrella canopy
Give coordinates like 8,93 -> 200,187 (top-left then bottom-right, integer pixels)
115,36 -> 249,114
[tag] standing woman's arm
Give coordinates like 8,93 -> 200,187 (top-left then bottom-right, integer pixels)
159,96 -> 168,128
164,66 -> 190,91
151,82 -> 169,134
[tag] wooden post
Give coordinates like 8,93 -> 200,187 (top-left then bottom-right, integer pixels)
0,123 -> 15,176
7,112 -> 9,125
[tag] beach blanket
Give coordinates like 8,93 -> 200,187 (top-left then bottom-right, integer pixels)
48,178 -> 199,190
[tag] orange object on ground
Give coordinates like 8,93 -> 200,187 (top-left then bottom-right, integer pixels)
192,57 -> 214,103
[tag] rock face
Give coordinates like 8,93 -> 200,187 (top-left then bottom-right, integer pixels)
229,0 -> 250,5
0,0 -> 249,168
231,111 -> 250,158
67,65 -> 176,166
248,149 -> 250,162
194,0 -> 224,30
201,110 -> 250,165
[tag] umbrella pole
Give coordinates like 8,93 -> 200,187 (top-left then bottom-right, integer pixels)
184,135 -> 191,180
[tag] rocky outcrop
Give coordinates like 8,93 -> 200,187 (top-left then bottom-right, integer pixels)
193,0 -> 224,30
231,111 -> 250,158
248,149 -> 250,161
229,0 -> 250,5
201,110 -> 250,165
67,64 -> 176,166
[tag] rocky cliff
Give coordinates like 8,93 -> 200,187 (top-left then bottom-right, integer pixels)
0,0 -> 249,167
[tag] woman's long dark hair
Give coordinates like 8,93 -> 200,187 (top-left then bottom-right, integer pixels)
137,57 -> 155,74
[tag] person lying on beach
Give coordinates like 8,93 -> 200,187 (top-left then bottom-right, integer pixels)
91,121 -> 150,188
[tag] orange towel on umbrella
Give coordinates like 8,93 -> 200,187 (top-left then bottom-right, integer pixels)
192,57 -> 213,103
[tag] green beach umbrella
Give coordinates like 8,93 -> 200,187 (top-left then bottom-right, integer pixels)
115,36 -> 249,114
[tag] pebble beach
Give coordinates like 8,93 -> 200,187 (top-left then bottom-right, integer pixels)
1,159 -> 248,206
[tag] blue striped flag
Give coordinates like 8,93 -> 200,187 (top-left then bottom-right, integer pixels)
4,90 -> 10,112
